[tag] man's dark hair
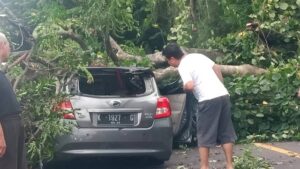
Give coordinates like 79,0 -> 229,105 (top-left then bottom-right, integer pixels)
162,42 -> 184,59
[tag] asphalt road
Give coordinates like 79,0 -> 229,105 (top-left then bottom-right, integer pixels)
45,142 -> 300,169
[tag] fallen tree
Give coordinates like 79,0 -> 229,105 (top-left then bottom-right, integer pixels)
0,1 -> 267,92
108,36 -> 267,82
2,1 -> 299,169
2,33 -> 267,93
1,31 -> 267,92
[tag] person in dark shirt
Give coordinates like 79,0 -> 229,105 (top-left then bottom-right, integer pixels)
0,32 -> 27,169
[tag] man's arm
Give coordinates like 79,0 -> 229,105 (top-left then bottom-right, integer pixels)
0,122 -> 6,157
183,80 -> 194,92
213,64 -> 224,82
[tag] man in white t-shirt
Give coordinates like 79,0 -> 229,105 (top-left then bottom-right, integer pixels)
162,43 -> 236,169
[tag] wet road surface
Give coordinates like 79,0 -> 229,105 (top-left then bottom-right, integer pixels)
45,142 -> 300,169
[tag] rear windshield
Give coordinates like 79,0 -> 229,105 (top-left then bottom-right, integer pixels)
78,71 -> 153,96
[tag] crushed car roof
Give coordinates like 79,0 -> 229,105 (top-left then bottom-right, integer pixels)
85,67 -> 154,76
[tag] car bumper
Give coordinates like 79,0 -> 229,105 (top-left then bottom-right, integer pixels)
54,118 -> 173,161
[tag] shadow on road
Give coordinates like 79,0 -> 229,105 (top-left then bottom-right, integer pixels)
45,157 -> 167,169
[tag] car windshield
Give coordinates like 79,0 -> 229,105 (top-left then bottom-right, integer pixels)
78,69 -> 152,96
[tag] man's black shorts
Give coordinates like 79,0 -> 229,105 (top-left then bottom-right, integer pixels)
196,95 -> 237,147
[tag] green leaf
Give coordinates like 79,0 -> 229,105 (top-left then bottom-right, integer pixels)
269,12 -> 275,19
234,111 -> 242,118
259,123 -> 270,130
256,113 -> 264,118
297,0 -> 300,7
235,88 -> 243,95
252,88 -> 259,94
275,93 -> 283,99
279,2 -> 289,10
272,74 -> 281,81
272,134 -> 279,140
260,85 -> 270,91
247,119 -> 254,125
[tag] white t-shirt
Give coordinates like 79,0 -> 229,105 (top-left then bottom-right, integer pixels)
178,53 -> 229,102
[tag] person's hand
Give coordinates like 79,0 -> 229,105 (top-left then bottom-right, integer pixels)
0,123 -> 6,157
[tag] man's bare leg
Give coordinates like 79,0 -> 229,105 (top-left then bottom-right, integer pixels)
222,143 -> 234,169
199,147 -> 209,169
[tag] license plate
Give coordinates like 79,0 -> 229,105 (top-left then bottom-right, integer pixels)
97,113 -> 135,125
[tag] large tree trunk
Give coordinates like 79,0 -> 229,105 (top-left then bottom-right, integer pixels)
109,37 -> 267,81
221,64 -> 266,75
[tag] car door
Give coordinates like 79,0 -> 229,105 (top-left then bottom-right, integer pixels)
160,79 -> 198,144
165,93 -> 186,135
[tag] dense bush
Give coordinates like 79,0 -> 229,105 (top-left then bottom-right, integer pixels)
202,0 -> 300,141
225,59 -> 300,142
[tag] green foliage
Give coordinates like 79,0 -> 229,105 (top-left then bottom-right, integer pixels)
26,1 -> 95,71
18,77 -> 72,167
2,1 -> 157,167
29,0 -> 138,65
168,0 -> 253,46
77,0 -> 135,36
219,0 -> 253,29
234,148 -> 272,169
205,0 -> 300,67
119,43 -> 152,67
167,0 -> 192,46
29,1 -> 68,26
166,0 -> 300,142
205,32 -> 266,66
118,0 -> 175,53
226,58 -> 300,141
2,0 -> 300,168
200,0 -> 300,142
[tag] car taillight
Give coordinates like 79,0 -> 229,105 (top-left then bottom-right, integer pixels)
58,100 -> 76,120
155,97 -> 172,119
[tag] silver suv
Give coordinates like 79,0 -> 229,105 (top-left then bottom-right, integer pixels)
54,67 -> 173,162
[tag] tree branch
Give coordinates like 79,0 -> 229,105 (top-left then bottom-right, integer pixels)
103,33 -> 119,66
13,49 -> 33,91
8,52 -> 29,69
33,57 -> 56,68
220,64 -> 267,76
58,30 -> 88,50
0,51 -> 30,72
190,0 -> 196,22
109,36 -> 142,62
